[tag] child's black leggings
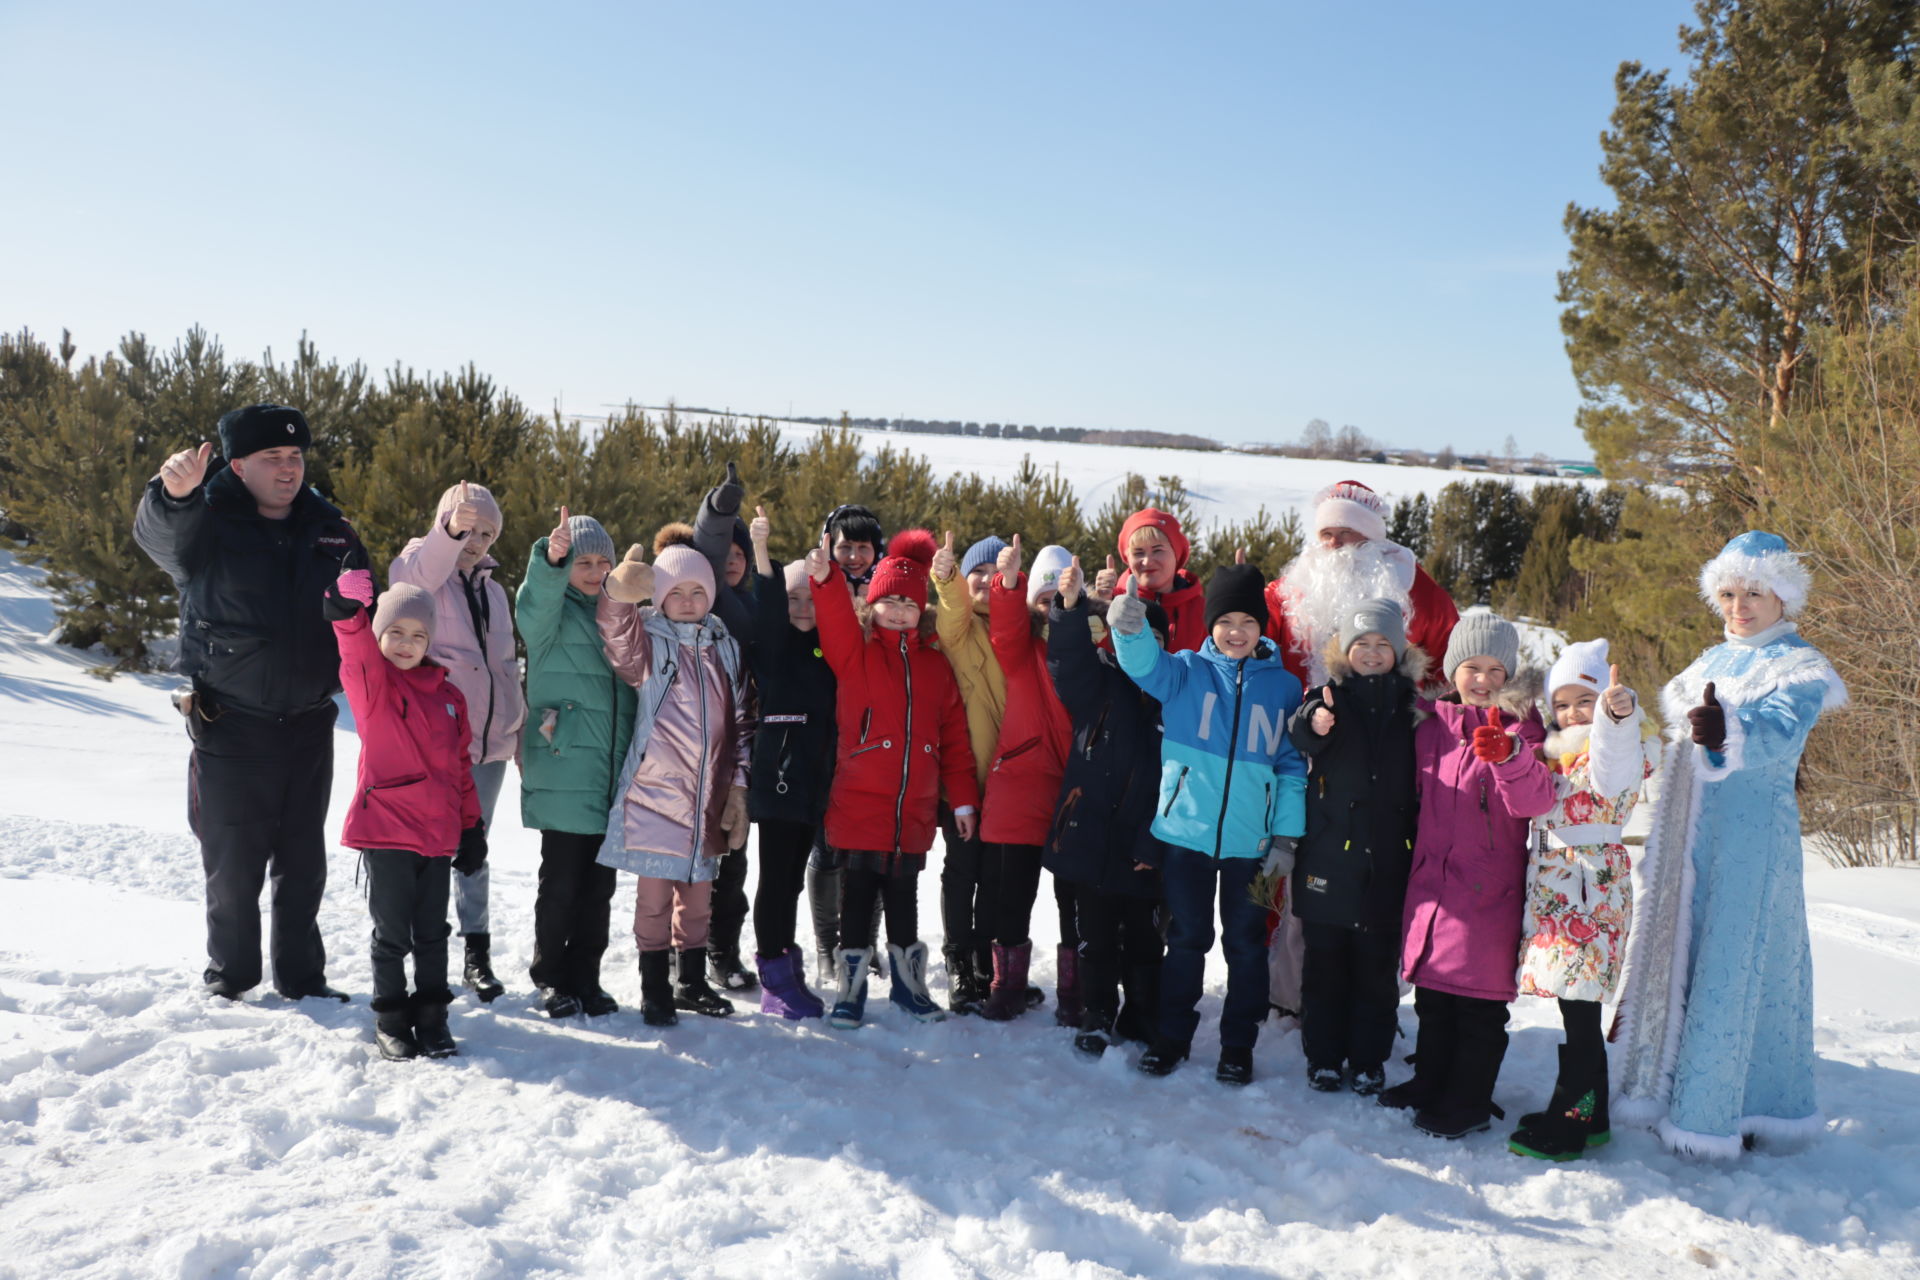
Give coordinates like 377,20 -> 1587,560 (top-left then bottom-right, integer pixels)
752,818 -> 817,955
978,842 -> 1043,946
841,865 -> 919,951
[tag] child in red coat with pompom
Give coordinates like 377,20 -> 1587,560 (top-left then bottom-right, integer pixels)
808,529 -> 980,1029
324,559 -> 483,1063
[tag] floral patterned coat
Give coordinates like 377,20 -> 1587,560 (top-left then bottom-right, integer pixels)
1516,699 -> 1651,1003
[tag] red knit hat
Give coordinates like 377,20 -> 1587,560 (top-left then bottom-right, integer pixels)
866,529 -> 938,609
1117,507 -> 1191,569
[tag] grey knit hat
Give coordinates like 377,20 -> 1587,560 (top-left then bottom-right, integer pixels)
1442,611 -> 1519,681
1338,597 -> 1407,661
372,582 -> 437,642
566,515 -> 615,563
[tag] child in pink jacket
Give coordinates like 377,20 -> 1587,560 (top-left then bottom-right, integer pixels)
1379,612 -> 1554,1139
324,563 -> 484,1064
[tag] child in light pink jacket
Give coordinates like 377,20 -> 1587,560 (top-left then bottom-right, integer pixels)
388,481 -> 527,1002
596,541 -> 754,1028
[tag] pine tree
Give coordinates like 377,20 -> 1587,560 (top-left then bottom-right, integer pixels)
1560,0 -> 1919,500
1388,492 -> 1432,559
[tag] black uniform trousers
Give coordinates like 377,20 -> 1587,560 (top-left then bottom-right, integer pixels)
188,700 -> 336,995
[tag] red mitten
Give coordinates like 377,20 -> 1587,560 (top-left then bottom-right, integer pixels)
1471,706 -> 1514,764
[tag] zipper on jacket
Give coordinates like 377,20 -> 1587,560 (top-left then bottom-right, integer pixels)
893,630 -> 913,854
460,568 -> 497,757
1212,657 -> 1247,860
1163,765 -> 1189,816
362,773 -> 428,806
691,637 -> 708,881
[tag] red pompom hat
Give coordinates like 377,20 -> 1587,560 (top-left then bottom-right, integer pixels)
865,529 -> 938,609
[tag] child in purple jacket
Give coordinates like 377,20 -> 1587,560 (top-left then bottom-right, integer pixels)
1379,612 -> 1554,1139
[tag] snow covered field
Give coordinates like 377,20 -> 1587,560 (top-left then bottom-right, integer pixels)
3,531 -> 1918,1277
745,416 -> 1594,539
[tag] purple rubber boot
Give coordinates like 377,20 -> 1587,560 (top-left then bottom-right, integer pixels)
1053,943 -> 1084,1028
757,945 -> 825,1020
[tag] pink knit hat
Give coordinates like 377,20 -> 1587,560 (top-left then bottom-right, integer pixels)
784,558 -> 811,594
652,545 -> 715,606
434,482 -> 504,533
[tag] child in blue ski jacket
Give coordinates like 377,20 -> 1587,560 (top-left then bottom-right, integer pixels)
1110,563 -> 1307,1085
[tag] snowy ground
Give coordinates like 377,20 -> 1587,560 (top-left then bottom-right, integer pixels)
3,541 -> 1918,1278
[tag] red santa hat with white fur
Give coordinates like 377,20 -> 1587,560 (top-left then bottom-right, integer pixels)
1312,480 -> 1390,543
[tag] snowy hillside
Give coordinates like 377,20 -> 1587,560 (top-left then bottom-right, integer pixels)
708,414 -> 1597,538
3,545 -> 1919,1278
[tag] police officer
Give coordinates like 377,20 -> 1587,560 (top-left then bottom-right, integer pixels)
134,404 -> 364,1001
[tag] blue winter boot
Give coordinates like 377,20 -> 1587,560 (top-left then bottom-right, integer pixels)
887,941 -> 947,1023
829,947 -> 871,1029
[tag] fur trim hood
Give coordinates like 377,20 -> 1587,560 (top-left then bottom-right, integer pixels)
1323,640 -> 1431,689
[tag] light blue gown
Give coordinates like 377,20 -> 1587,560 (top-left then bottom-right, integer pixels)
1615,619 -> 1846,1157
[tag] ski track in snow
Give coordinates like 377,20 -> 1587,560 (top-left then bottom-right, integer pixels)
1807,903 -> 1920,970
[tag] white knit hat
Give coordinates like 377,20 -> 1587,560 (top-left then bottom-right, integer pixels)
1547,637 -> 1610,702
1312,479 -> 1389,543
1028,544 -> 1074,603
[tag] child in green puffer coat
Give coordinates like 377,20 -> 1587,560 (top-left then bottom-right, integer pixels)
517,507 -> 636,1021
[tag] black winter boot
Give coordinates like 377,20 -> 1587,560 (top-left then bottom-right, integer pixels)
709,946 -> 757,992
1138,1037 -> 1190,1077
944,943 -> 989,1014
1216,1045 -> 1254,1086
372,997 -> 419,1061
639,950 -> 678,1027
412,991 -> 459,1059
577,985 -> 620,1017
462,933 -> 506,1003
673,947 -> 734,1018
539,986 -> 581,1019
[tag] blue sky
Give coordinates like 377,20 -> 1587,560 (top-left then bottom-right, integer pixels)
0,2 -> 1696,458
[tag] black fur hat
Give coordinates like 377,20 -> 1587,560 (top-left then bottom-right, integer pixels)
217,403 -> 311,460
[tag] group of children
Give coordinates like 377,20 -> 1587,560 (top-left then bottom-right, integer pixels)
327,467 -> 1657,1163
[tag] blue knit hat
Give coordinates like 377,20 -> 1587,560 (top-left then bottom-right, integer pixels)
961,535 -> 1008,578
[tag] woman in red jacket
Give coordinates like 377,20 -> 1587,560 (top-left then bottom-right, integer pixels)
808,529 -> 980,1029
1109,508 -> 1206,654
324,567 -> 483,1064
978,536 -> 1075,1022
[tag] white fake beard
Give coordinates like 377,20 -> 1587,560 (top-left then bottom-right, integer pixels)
1279,541 -> 1416,686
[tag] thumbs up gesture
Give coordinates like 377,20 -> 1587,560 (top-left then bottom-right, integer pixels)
806,532 -> 835,585
160,441 -> 214,499
1602,663 -> 1635,722
1687,681 -> 1726,752
932,530 -> 957,583
1310,683 -> 1337,736
1472,705 -> 1515,763
546,505 -> 573,565
446,480 -> 485,536
1106,567 -> 1148,636
1092,554 -> 1118,602
996,533 -> 1023,590
604,544 -> 655,603
1057,554 -> 1085,609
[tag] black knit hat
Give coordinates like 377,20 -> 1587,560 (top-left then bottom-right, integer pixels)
1204,563 -> 1270,632
218,403 -> 311,460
